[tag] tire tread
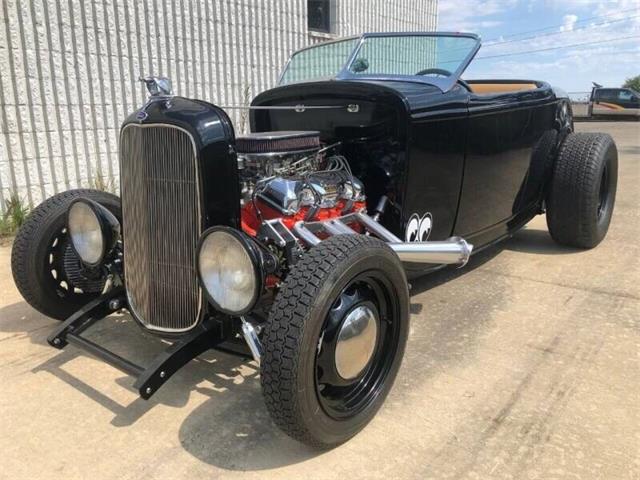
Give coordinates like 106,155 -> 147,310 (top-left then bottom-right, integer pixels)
260,234 -> 399,448
546,132 -> 616,248
11,189 -> 120,319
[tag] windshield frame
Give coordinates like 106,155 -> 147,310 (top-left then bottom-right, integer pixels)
278,32 -> 481,92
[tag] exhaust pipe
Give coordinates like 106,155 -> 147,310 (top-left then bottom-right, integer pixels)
293,213 -> 473,267
389,237 -> 473,267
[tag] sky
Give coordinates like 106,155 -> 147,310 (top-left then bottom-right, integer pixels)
437,0 -> 640,96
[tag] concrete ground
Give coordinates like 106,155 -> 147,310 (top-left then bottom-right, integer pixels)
1,122 -> 638,480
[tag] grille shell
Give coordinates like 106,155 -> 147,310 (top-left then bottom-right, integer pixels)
119,123 -> 203,333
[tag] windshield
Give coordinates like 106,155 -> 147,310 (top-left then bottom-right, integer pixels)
280,38 -> 358,85
279,33 -> 480,91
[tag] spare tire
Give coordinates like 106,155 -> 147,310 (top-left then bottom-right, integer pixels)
11,189 -> 121,320
546,133 -> 617,248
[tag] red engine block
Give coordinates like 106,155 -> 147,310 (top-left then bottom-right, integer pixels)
241,198 -> 367,237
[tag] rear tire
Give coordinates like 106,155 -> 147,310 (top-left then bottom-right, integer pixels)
546,133 -> 617,248
11,189 -> 121,320
260,235 -> 409,448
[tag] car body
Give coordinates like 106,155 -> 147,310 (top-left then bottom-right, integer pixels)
253,35 -> 573,268
12,32 -> 617,448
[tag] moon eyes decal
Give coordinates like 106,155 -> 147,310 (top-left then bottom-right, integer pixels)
418,213 -> 432,241
406,214 -> 420,242
405,212 -> 433,242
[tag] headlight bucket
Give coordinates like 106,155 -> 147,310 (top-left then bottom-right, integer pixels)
67,198 -> 120,267
196,226 -> 266,316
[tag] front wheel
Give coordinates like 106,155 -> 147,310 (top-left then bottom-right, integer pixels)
546,133 -> 618,248
11,189 -> 121,320
260,235 -> 409,448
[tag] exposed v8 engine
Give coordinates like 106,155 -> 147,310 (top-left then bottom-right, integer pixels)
237,131 -> 366,235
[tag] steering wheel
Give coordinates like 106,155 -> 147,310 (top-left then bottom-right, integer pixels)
415,67 -> 472,92
415,67 -> 452,77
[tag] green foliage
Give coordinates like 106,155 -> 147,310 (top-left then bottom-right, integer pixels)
88,174 -> 117,194
0,217 -> 11,237
622,75 -> 640,92
0,192 -> 29,237
88,165 -> 117,194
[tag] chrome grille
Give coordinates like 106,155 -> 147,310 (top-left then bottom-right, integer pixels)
119,124 -> 202,332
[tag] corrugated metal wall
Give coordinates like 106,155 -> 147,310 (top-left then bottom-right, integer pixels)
0,0 -> 437,212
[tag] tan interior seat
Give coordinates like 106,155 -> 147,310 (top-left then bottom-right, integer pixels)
467,82 -> 539,94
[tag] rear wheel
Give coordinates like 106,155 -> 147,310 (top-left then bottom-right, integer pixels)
546,133 -> 617,248
11,189 -> 121,320
260,235 -> 409,448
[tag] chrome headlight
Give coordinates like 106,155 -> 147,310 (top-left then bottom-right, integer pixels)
197,227 -> 263,315
68,199 -> 120,266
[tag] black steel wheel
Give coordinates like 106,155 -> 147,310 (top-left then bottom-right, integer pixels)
261,235 -> 409,448
546,133 -> 618,248
11,189 -> 121,320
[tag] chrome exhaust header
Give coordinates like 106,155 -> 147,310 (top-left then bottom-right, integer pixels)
389,237 -> 472,266
292,212 -> 473,267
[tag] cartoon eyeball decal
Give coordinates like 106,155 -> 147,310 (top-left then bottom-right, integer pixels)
405,212 -> 433,242
418,213 -> 432,241
405,214 -> 420,242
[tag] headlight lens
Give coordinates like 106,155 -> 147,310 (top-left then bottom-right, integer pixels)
197,228 -> 261,314
67,198 -> 120,267
68,201 -> 104,265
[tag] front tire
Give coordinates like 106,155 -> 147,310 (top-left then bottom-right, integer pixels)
260,235 -> 409,448
11,189 -> 121,320
546,133 -> 617,248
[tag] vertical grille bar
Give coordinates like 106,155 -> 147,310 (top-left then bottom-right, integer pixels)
119,124 -> 202,332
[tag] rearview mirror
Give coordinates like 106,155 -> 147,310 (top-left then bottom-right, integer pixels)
350,58 -> 369,73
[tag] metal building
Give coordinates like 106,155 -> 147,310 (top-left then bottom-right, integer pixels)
0,0 -> 438,211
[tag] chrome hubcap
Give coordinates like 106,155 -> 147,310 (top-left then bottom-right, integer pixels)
334,305 -> 378,380
315,273 -> 400,419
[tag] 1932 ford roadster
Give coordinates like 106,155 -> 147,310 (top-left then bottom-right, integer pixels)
11,33 -> 618,447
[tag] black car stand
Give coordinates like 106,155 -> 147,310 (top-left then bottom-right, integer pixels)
47,287 -> 227,400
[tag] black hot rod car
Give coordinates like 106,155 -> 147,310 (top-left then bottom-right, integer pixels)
11,33 -> 618,448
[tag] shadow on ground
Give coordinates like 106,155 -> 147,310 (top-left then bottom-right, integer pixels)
0,297 -> 323,467
504,227 -> 582,255
0,224 -> 584,471
0,301 -> 257,425
178,242 -> 512,470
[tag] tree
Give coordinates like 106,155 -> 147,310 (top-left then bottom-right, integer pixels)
622,75 -> 640,92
